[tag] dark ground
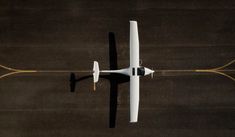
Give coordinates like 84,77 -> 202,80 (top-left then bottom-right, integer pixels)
0,0 -> 235,137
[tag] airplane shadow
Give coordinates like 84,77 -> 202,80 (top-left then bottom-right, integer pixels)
69,32 -> 129,128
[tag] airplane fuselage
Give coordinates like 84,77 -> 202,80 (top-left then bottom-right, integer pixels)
100,67 -> 154,77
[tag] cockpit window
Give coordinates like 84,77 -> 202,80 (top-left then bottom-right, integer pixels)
137,67 -> 145,76
132,68 -> 135,75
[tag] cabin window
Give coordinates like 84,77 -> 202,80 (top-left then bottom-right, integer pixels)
132,68 -> 135,75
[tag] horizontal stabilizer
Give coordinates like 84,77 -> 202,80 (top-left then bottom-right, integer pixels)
93,61 -> 100,83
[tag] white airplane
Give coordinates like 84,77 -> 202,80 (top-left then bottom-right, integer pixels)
92,21 -> 154,123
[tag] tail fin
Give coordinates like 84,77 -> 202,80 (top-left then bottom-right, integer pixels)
93,61 -> 100,91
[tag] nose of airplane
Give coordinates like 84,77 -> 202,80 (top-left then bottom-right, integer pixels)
144,67 -> 154,76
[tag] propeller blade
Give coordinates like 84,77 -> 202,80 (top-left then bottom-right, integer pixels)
93,83 -> 96,91
151,68 -> 154,79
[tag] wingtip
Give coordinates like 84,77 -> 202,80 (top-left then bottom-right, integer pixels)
130,118 -> 138,123
130,120 -> 138,123
130,20 -> 137,23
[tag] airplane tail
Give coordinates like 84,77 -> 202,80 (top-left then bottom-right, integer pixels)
93,61 -> 100,91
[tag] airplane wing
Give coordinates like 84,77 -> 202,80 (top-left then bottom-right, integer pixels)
129,21 -> 140,122
130,21 -> 139,67
130,76 -> 139,122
